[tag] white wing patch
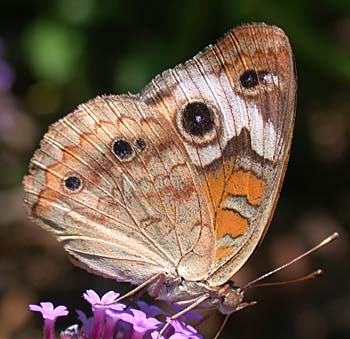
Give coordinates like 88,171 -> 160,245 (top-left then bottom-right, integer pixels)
170,71 -> 280,166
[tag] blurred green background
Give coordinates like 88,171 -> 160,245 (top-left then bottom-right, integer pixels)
0,0 -> 348,338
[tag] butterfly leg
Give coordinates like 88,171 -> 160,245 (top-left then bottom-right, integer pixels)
213,314 -> 230,339
235,300 -> 257,311
115,272 -> 166,303
212,301 -> 257,339
127,271 -> 167,305
157,294 -> 210,338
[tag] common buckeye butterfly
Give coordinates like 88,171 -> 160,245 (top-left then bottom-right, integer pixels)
24,23 -> 302,326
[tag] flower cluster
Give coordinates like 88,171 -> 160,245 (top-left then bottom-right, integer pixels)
29,289 -> 202,339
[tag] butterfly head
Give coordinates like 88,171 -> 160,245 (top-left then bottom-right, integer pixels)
214,282 -> 246,315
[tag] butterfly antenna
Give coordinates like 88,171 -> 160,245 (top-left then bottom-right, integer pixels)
246,269 -> 323,289
242,232 -> 338,290
214,314 -> 230,339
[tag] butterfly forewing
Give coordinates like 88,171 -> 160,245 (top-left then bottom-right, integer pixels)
140,24 -> 296,285
23,95 -> 215,284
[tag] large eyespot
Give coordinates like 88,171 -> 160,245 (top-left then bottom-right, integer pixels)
112,139 -> 134,161
64,174 -> 82,193
176,101 -> 219,145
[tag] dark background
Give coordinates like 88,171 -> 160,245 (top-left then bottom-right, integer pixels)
0,1 -> 348,338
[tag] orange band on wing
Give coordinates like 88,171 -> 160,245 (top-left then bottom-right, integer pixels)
205,169 -> 265,210
204,170 -> 266,263
226,170 -> 265,205
214,209 -> 249,264
215,246 -> 234,262
216,209 -> 248,239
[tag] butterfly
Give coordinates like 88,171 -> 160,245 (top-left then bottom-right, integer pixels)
23,23 -> 296,317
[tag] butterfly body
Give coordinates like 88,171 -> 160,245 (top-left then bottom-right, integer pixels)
24,23 -> 296,315
147,275 -> 245,315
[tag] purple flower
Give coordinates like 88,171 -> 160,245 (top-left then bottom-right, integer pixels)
83,290 -> 122,309
169,334 -> 196,339
76,309 -> 94,338
30,289 -> 203,339
150,331 -> 166,339
30,302 -> 69,319
151,331 -> 200,339
83,290 -> 126,339
168,319 -> 202,339
121,308 -> 161,339
29,302 -> 68,339
103,309 -> 126,339
136,300 -> 166,318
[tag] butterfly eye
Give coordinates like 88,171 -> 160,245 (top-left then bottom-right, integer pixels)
112,139 -> 134,161
64,175 -> 82,192
176,101 -> 219,145
239,70 -> 271,89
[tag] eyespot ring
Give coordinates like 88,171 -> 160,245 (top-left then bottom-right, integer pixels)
175,101 -> 220,145
111,138 -> 135,162
63,173 -> 83,193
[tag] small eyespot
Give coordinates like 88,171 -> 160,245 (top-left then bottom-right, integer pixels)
240,70 -> 259,88
181,102 -> 215,137
64,175 -> 82,192
112,139 -> 134,161
240,70 -> 271,89
135,138 -> 146,151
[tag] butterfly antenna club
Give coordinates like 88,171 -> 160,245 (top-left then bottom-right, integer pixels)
242,232 -> 339,290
